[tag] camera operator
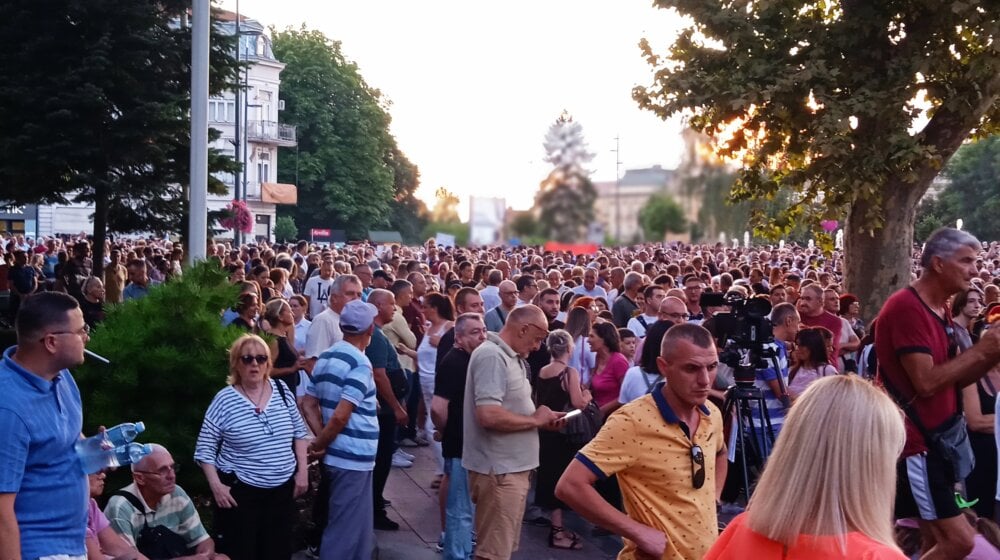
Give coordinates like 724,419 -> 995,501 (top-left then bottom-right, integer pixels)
751,302 -> 799,444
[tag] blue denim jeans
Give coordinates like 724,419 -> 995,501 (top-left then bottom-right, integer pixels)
442,458 -> 474,560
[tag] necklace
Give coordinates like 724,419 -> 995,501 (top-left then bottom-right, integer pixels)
240,383 -> 267,414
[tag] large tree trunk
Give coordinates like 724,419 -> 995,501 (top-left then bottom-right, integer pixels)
844,180 -> 926,322
91,184 -> 108,278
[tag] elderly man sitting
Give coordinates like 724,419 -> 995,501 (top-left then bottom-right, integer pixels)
104,444 -> 227,560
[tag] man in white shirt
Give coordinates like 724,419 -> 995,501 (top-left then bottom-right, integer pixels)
304,275 -> 362,366
304,257 -> 336,320
628,285 -> 666,338
480,270 -> 503,311
572,267 -> 609,307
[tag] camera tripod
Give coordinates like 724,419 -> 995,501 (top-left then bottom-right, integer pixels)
721,356 -> 787,502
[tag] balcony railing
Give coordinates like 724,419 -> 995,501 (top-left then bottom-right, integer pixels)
246,120 -> 297,147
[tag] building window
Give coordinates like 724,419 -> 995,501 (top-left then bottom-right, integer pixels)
257,151 -> 271,183
209,100 -> 235,122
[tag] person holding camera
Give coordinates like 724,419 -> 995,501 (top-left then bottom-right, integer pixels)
877,228 -> 1000,559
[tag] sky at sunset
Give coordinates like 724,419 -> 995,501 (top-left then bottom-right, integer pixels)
221,0 -> 689,219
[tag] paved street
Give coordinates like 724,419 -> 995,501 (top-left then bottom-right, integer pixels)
295,442 -> 623,559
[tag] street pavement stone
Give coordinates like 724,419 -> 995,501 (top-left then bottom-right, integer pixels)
294,442 -> 622,559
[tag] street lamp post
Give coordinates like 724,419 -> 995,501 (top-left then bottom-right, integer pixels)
188,0 -> 209,264
612,135 -> 622,243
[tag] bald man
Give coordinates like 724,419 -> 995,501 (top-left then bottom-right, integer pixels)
463,306 -> 563,560
484,280 -> 518,333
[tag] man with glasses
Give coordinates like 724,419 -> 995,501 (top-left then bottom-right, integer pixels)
484,280 -> 518,333
0,292 -> 90,560
514,275 -> 537,308
557,324 -> 727,560
463,306 -> 564,560
105,444 -> 225,559
681,274 -> 706,325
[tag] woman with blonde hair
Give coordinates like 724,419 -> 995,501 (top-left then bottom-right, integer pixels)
195,334 -> 309,560
706,375 -> 906,559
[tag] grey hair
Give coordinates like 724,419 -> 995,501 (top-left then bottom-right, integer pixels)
623,271 -> 644,291
330,274 -> 360,295
921,228 -> 980,269
547,329 -> 573,359
454,312 -> 484,336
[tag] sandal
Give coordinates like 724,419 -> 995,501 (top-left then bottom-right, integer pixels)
548,526 -> 583,550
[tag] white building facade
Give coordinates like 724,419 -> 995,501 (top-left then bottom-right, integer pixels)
37,12 -> 296,241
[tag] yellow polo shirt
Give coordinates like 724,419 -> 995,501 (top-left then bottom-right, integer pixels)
577,386 -> 725,560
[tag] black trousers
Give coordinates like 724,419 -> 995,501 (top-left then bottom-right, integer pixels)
308,466 -> 330,549
374,411 -> 398,516
214,472 -> 295,560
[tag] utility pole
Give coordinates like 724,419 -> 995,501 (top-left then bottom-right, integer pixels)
232,0 -> 242,247
188,0 -> 209,264
612,135 -> 622,243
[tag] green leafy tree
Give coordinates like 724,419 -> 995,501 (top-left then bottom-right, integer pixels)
0,1 -> 240,273
273,27 -> 398,238
915,136 -> 1000,242
640,193 -> 687,240
635,0 -> 1000,312
386,145 -> 428,244
74,262 -> 242,495
274,215 -> 298,242
535,112 -> 597,242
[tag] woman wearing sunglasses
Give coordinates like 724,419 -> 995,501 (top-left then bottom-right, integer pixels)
194,334 -> 309,560
705,375 -> 906,559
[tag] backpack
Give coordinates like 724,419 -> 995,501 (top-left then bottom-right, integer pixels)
112,491 -> 190,559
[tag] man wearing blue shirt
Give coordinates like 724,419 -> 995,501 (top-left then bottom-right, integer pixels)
305,299 -> 380,560
0,292 -> 89,560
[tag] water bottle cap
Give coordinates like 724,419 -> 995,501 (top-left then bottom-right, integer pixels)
140,444 -> 153,454
134,421 -> 145,433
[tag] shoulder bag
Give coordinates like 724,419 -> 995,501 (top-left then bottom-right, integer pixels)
558,368 -> 603,446
112,491 -> 190,559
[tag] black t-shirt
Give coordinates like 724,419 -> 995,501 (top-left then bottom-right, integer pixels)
436,328 -> 456,371
434,347 -> 471,459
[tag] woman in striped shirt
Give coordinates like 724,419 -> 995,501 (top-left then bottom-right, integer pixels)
195,334 -> 309,560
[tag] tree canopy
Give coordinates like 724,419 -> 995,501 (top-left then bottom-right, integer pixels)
0,1 -> 239,271
535,113 -> 597,243
640,193 -> 687,240
273,27 -> 421,239
635,0 -> 1000,311
916,135 -> 1000,242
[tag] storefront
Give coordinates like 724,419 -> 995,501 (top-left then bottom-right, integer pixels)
0,205 -> 38,237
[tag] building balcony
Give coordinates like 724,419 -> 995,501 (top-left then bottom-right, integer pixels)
246,120 -> 297,147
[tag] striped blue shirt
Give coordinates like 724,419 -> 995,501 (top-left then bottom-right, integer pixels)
194,379 -> 307,488
307,340 -> 378,471
752,341 -> 790,436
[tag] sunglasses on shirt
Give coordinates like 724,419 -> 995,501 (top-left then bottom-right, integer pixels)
691,444 -> 706,490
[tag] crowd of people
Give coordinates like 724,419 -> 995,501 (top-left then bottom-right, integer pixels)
5,227 -> 1000,559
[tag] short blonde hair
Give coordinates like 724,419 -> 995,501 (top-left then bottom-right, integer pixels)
746,375 -> 905,553
227,334 -> 272,386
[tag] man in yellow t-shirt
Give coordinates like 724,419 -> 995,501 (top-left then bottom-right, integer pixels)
557,323 -> 728,559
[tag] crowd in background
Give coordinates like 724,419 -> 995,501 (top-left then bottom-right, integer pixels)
7,229 -> 1000,559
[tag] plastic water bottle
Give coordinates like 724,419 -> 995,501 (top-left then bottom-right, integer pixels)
76,422 -> 147,474
79,443 -> 153,474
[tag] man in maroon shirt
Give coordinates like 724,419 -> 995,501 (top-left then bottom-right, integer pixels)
796,284 -> 843,359
877,227 -> 1000,559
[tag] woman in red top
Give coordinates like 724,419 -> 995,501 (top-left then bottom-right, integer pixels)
706,375 -> 906,559
587,322 -> 629,417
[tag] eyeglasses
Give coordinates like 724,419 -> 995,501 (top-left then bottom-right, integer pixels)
135,463 -> 180,477
690,444 -> 705,489
41,324 -> 90,341
944,325 -> 959,359
256,411 -> 274,435
661,312 -> 691,321
240,354 -> 269,365
525,323 -> 549,338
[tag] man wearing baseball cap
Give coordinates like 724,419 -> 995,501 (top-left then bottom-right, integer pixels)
305,299 -> 380,560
